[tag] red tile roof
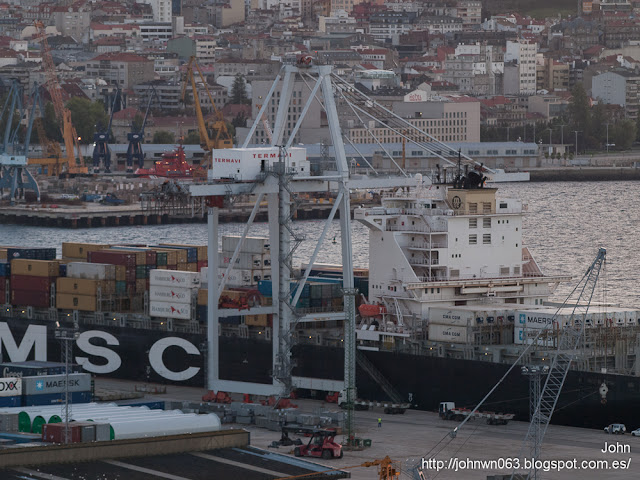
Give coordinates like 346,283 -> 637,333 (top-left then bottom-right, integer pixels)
92,52 -> 150,62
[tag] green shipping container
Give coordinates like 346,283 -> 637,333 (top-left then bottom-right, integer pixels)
115,281 -> 127,295
155,252 -> 168,266
135,265 -> 146,279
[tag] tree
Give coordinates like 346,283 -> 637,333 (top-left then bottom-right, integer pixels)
231,112 -> 247,129
66,97 -> 108,144
153,130 -> 175,144
132,112 -> 144,132
182,130 -> 201,144
611,119 -> 636,150
567,84 -> 591,150
231,74 -> 249,105
43,102 -> 61,142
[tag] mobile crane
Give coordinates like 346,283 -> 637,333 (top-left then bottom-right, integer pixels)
126,86 -> 158,172
181,56 -> 233,168
33,21 -> 87,176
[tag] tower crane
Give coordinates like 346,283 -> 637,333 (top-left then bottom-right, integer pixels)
34,21 -> 87,176
181,56 -> 233,168
92,87 -> 120,174
126,86 -> 158,172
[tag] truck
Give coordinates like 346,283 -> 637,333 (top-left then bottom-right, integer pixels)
439,402 -> 514,425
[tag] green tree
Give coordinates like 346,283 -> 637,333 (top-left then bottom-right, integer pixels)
43,102 -> 61,142
567,84 -> 591,150
231,74 -> 249,104
231,112 -> 247,129
66,97 -> 108,144
153,130 -> 175,144
182,130 -> 201,144
132,112 -> 144,132
611,119 -> 636,150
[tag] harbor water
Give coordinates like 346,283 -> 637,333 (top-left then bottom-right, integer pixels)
1,181 -> 639,306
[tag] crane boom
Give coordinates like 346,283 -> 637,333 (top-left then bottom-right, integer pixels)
34,21 -> 87,175
181,56 -> 232,168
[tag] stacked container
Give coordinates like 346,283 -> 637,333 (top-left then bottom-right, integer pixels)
0,377 -> 22,408
220,235 -> 271,286
61,242 -> 111,262
0,261 -> 9,304
149,269 -> 200,321
59,262 -> 118,312
10,259 -> 58,308
21,373 -> 92,406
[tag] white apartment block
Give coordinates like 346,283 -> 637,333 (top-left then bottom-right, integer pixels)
139,0 -> 172,23
505,40 -> 537,95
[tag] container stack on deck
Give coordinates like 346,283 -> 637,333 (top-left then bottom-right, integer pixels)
220,235 -> 271,286
10,259 -> 59,309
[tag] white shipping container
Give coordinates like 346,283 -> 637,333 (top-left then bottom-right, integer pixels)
222,236 -> 270,255
66,262 -> 116,281
428,324 -> 469,344
208,147 -> 309,181
149,286 -> 193,305
220,252 -> 271,270
149,301 -> 191,320
0,377 -> 21,397
516,311 -> 556,330
149,270 -> 200,288
428,307 -> 475,327
514,327 -> 555,347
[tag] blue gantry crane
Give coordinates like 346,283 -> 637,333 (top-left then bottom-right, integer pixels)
0,81 -> 40,204
126,86 -> 158,173
92,87 -> 121,174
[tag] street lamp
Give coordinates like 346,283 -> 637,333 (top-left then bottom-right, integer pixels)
606,123 -> 610,154
573,130 -> 580,155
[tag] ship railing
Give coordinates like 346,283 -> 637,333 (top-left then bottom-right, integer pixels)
409,259 -> 440,266
408,242 -> 447,249
412,272 -> 545,283
448,207 -> 522,216
295,306 -> 344,315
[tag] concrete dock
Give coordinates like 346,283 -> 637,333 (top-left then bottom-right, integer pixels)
95,378 -> 639,480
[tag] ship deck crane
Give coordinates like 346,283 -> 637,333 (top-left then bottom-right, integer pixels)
92,87 -> 120,173
34,21 -> 87,176
0,80 -> 40,204
127,86 -> 158,172
181,56 -> 233,168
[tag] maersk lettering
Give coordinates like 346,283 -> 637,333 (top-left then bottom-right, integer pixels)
46,379 -> 80,389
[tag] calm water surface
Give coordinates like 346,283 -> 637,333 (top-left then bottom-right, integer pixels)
1,181 -> 637,306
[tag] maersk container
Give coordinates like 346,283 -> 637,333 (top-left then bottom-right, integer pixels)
149,285 -> 192,305
149,301 -> 191,320
149,269 -> 200,288
22,373 -> 91,396
66,262 -> 116,281
23,391 -> 91,407
428,324 -> 470,344
0,396 -> 20,408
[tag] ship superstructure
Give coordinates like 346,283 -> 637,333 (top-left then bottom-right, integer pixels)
354,173 -> 570,349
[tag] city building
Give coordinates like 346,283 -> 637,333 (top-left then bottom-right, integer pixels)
592,68 -> 640,119
504,39 -> 537,95
85,52 -> 155,89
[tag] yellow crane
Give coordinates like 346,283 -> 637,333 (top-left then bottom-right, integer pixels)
30,21 -> 87,176
274,456 -> 400,480
181,56 -> 233,168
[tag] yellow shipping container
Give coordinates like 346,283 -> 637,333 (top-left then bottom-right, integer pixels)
56,293 -> 97,311
156,266 -> 167,270
115,265 -> 126,282
56,277 -> 114,296
186,263 -> 198,272
160,244 -> 207,261
245,314 -> 268,326
0,248 -> 7,261
61,242 -> 110,260
11,259 -> 59,277
197,288 -> 208,305
135,279 -> 147,293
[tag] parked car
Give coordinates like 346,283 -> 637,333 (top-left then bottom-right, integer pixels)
604,424 -> 626,434
631,428 -> 640,437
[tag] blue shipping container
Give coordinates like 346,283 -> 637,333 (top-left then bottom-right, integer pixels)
22,391 -> 91,407
7,248 -> 56,261
58,264 -> 67,277
0,396 -> 20,407
0,263 -> 10,276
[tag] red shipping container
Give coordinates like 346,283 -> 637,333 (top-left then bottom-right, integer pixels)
10,275 -> 53,292
42,423 -> 82,444
88,251 -> 137,268
166,264 -> 177,270
11,289 -> 50,308
197,260 -> 208,271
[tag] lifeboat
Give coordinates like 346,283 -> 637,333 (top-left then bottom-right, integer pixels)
358,303 -> 387,317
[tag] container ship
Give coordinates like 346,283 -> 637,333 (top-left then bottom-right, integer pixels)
1,178 -> 640,430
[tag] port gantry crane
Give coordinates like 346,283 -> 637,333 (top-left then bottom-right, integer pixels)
127,86 -> 158,172
34,21 -> 87,176
0,80 -> 40,204
92,87 -> 121,174
181,56 -> 233,169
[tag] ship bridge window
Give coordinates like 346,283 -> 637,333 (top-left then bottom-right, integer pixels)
469,203 -> 477,214
500,202 -> 508,209
469,234 -> 477,245
483,234 -> 491,244
469,219 -> 477,228
483,218 -> 491,228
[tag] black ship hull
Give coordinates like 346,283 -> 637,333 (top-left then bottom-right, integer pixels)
1,318 -> 637,430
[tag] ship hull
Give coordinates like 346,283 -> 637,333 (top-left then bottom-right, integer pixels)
1,318 -> 636,430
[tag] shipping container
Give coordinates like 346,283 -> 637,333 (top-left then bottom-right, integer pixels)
135,279 -> 146,293
428,307 -> 477,327
197,288 -> 207,306
42,423 -> 82,443
219,252 -> 271,270
157,245 -> 197,263
115,265 -> 126,282
115,281 -> 127,295
88,251 -> 137,268
0,377 -> 21,396
10,259 -> 59,278
62,243 -> 110,260
0,262 -> 10,276
149,270 -> 200,288
514,327 -> 556,347
197,260 -> 208,271
155,251 -> 168,266
428,324 -> 470,344
151,248 -> 178,265
186,263 -> 198,272
66,262 -> 116,281
150,246 -> 188,263
149,301 -> 191,320
56,293 -> 97,312
245,314 -> 268,327
56,277 -> 114,296
10,275 -> 54,293
222,235 -> 270,255
11,289 -> 50,308
0,248 -> 7,261
0,361 -> 72,377
0,396 -> 20,408
149,285 -> 192,304
23,391 -> 92,407
22,373 -> 91,395
108,248 -> 151,265
7,248 -> 56,261
160,244 -> 207,261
